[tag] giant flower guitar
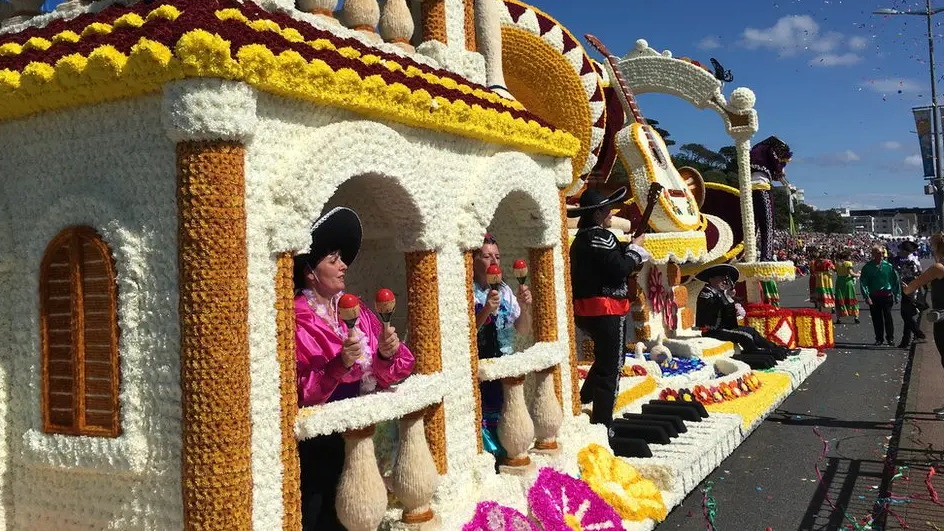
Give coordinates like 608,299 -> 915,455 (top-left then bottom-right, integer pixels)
585,34 -> 702,232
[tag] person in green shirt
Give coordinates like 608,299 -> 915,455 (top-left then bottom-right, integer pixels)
860,245 -> 901,346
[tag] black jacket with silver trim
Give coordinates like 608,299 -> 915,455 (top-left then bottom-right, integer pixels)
570,226 -> 646,301
695,284 -> 738,330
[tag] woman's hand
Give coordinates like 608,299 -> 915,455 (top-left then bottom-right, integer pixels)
341,333 -> 362,368
485,289 -> 501,314
378,326 -> 400,359
516,284 -> 533,306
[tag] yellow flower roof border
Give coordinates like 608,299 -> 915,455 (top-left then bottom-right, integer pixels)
0,1 -> 579,159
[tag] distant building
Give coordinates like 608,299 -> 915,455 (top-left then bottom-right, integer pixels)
840,207 -> 937,236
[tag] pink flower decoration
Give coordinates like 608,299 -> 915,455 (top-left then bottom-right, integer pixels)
528,467 -> 624,531
463,501 -> 537,531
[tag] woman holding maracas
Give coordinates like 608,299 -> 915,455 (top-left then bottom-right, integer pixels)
293,207 -> 415,531
471,233 -> 532,464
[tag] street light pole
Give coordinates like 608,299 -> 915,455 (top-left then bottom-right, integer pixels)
875,1 -> 944,231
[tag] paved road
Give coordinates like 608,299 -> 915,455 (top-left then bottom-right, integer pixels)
660,275 -> 913,530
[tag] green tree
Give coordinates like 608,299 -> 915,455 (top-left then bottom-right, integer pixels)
770,186 -> 792,231
810,209 -> 850,234
646,119 -> 675,147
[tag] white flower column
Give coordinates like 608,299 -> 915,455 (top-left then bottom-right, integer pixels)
527,246 -> 562,453
162,79 -> 258,531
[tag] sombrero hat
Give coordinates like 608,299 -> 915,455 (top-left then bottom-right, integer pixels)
293,207 -> 363,289
566,187 -> 628,218
694,263 -> 739,284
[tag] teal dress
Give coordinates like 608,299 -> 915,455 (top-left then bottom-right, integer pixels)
474,282 -> 520,459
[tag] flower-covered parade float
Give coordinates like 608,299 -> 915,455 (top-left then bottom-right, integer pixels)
0,1 -> 825,530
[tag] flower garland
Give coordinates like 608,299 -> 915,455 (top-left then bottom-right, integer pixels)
577,444 -> 668,522
704,372 -> 793,429
528,467 -> 625,531
659,371 -> 763,406
463,501 -> 537,531
0,1 -> 579,157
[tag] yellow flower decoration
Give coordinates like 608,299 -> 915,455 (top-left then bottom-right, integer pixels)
578,444 -> 667,522
706,372 -> 792,428
113,12 -> 145,29
281,27 -> 305,43
0,69 -> 21,91
248,18 -> 281,33
0,43 -> 22,57
52,31 -> 81,44
81,22 -> 114,37
336,46 -> 361,60
308,38 -> 336,52
145,4 -> 182,22
214,8 -> 248,23
23,37 -> 52,52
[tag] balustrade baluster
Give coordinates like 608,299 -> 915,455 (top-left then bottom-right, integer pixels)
297,0 -> 340,21
497,376 -> 535,474
336,427 -> 388,531
530,367 -> 563,454
341,0 -> 382,43
379,0 -> 416,52
391,411 -> 439,524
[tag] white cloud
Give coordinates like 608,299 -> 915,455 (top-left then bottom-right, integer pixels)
882,141 -> 902,150
742,15 -> 841,56
840,150 -> 860,162
849,36 -> 868,50
698,36 -> 721,50
860,78 -> 923,94
905,154 -> 923,167
802,149 -> 861,166
810,53 -> 861,67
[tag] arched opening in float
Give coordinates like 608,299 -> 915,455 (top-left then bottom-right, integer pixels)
291,172 -> 445,529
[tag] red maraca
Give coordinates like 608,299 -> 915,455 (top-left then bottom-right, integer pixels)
513,259 -> 528,285
486,264 -> 503,292
375,288 -> 396,326
338,293 -> 361,335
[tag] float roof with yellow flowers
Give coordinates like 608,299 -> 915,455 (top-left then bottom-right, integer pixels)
0,0 -> 579,158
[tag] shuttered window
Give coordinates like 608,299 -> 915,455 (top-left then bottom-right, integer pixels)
40,227 -> 121,437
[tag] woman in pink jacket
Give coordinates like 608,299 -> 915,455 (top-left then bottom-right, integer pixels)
294,207 -> 415,531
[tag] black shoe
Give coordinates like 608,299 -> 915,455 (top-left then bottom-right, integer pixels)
874,340 -> 884,346
887,340 -> 895,347
855,318 -> 860,324
897,341 -> 910,349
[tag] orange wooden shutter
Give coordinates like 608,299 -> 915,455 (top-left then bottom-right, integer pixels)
41,228 -> 120,437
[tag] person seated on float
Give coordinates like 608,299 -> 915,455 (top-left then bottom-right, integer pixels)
695,264 -> 797,369
471,233 -> 532,462
293,207 -> 416,531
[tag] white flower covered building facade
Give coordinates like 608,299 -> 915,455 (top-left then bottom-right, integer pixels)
0,0 -> 588,529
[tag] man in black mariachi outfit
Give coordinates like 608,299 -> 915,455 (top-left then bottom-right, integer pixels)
695,264 -> 799,369
569,187 -> 650,426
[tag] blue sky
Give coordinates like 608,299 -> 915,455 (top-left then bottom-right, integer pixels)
35,0 -> 941,209
531,0 -> 944,210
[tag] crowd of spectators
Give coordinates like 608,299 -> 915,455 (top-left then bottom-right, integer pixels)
769,231 -> 930,275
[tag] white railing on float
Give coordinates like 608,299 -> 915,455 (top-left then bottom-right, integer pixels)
477,342 -> 565,471
297,0 -> 416,52
295,373 -> 444,531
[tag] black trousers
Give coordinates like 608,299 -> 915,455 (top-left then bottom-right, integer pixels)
934,321 -> 944,370
300,433 -> 347,531
869,294 -> 895,343
900,295 -> 925,344
575,315 -> 625,427
752,189 -> 774,262
702,325 -> 787,357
